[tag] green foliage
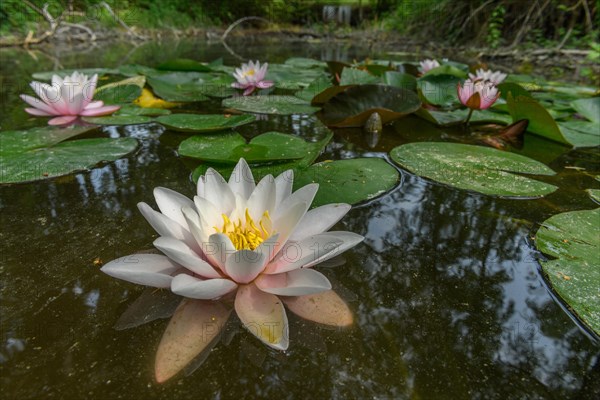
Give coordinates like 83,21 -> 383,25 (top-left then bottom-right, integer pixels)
486,5 -> 505,49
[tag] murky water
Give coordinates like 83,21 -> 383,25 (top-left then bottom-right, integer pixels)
1,38 -> 599,399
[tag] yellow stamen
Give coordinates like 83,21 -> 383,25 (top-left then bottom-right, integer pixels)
243,69 -> 255,77
214,208 -> 271,250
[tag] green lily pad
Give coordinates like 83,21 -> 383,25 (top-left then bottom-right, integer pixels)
147,73 -> 210,102
422,65 -> 467,78
497,82 -> 532,100
417,74 -> 461,107
559,121 -> 600,148
295,75 -> 334,103
321,85 -> 421,127
115,105 -> 171,116
536,208 -> 600,336
83,115 -> 154,125
294,158 -> 399,207
157,59 -> 212,72
94,76 -> 145,105
0,127 -> 137,184
416,108 -> 512,126
383,71 -> 417,91
32,68 -> 119,80
284,57 -> 328,69
506,94 -> 571,146
156,114 -> 255,133
587,189 -> 600,203
570,97 -> 600,123
390,142 -> 558,197
266,64 -> 327,90
222,96 -> 320,115
179,131 -> 307,164
339,68 -> 380,85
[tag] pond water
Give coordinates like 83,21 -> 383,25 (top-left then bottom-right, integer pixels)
1,38 -> 599,399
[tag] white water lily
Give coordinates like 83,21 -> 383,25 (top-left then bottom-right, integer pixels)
419,58 -> 440,74
102,158 -> 363,352
468,68 -> 507,84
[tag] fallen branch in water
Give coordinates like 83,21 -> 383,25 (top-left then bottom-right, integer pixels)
221,16 -> 270,41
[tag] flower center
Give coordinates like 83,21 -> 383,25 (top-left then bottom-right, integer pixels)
216,208 -> 271,250
243,69 -> 255,78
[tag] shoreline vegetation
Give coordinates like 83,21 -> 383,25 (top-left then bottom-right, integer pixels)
0,0 -> 598,84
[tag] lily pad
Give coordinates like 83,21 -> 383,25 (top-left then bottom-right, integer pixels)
295,75 -> 334,103
321,85 -> 421,127
179,132 -> 307,164
222,96 -> 320,115
570,97 -> 600,123
115,105 -> 171,116
536,208 -> 600,336
422,65 -> 468,78
588,189 -> 600,203
417,74 -> 461,106
284,57 -> 328,69
156,114 -> 255,133
497,82 -> 533,100
417,108 -> 512,126
294,158 -> 400,207
83,115 -> 154,125
559,121 -> 600,148
0,127 -> 137,184
383,71 -> 417,91
266,64 -> 327,90
390,142 -> 558,197
94,76 -> 145,105
157,59 -> 212,72
339,67 -> 380,85
506,94 -> 571,146
147,73 -> 210,102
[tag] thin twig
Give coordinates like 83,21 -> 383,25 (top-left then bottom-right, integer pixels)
221,16 -> 270,41
99,1 -> 145,39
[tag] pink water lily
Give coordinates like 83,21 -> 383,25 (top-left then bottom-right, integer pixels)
468,68 -> 507,84
231,60 -> 274,95
419,58 -> 440,74
102,158 -> 362,381
21,71 -> 120,125
457,78 -> 500,110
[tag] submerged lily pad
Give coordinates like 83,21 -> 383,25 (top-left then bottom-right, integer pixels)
321,85 -> 421,127
222,96 -> 320,115
94,76 -> 145,105
0,127 -> 137,184
390,142 -> 557,197
179,132 -> 307,164
294,158 -> 399,207
156,114 -> 255,133
83,115 -> 155,125
536,208 -> 600,336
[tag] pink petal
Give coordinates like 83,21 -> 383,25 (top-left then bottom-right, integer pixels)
79,105 -> 120,116
85,100 -> 104,109
243,86 -> 256,96
20,94 -> 59,115
255,268 -> 331,296
171,274 -> 238,299
283,289 -> 353,327
234,283 -> 289,350
232,82 -> 248,89
224,250 -> 267,284
256,80 -> 273,89
48,115 -> 78,125
155,299 -> 231,383
82,74 -> 98,108
24,107 -> 53,117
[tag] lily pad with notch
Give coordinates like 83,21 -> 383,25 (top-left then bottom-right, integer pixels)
390,142 -> 558,197
179,131 -> 307,164
156,114 -> 255,133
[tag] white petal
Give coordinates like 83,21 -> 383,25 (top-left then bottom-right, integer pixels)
193,196 -> 222,232
255,233 -> 281,264
272,201 -> 309,255
264,233 -> 343,274
224,250 -> 267,284
255,268 -> 331,296
274,170 -> 293,208
228,158 -> 255,199
273,183 -> 318,221
171,274 -> 237,299
153,237 -> 221,279
302,231 -> 364,268
137,202 -> 198,252
154,187 -> 194,227
205,233 -> 236,271
101,254 -> 179,288
204,168 -> 235,214
289,203 -> 351,241
247,174 -> 276,222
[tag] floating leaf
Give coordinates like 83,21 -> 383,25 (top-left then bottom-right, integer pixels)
157,58 -> 212,72
311,85 -> 353,105
155,299 -> 231,383
497,82 -> 532,100
417,108 -> 512,126
383,71 -> 417,91
536,208 -> 600,336
559,121 -> 600,148
295,75 -> 334,103
570,97 -> 600,123
422,65 -> 467,78
222,96 -> 320,115
588,189 -> 600,203
284,57 -> 327,69
179,131 -> 307,164
115,104 -> 171,116
94,76 -> 145,105
283,290 -> 353,327
390,142 -> 557,197
83,115 -> 154,125
339,67 -> 380,85
417,74 -> 461,106
267,63 -> 327,90
294,158 -> 399,207
506,94 -> 571,146
147,73 -> 210,102
321,85 -> 421,127
156,114 -> 255,133
0,127 -> 137,184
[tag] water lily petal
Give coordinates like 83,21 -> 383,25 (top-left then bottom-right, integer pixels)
224,250 -> 267,284
153,237 -> 221,279
255,233 -> 281,264
48,115 -> 78,125
203,168 -> 235,215
171,274 -> 237,299
273,183 -> 318,221
84,100 -> 104,109
283,289 -> 353,327
228,158 -> 255,200
243,86 -> 256,96
82,74 -> 98,108
274,170 -> 293,208
256,268 -> 331,296
205,233 -> 236,271
247,174 -> 276,222
301,231 -> 364,268
137,202 -> 198,251
193,196 -> 222,231
289,203 -> 351,241
155,299 -> 231,383
79,105 -> 120,116
272,201 -> 309,255
101,254 -> 179,288
256,80 -> 273,89
154,187 -> 194,228
20,94 -> 58,115
24,107 -> 54,116
264,233 -> 344,274
234,283 -> 289,350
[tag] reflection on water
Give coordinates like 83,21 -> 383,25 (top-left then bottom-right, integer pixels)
1,39 -> 599,399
